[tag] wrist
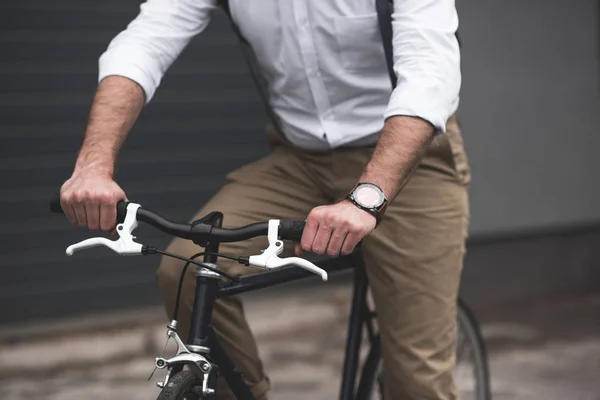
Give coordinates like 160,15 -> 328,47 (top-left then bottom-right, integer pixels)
74,155 -> 115,178
341,198 -> 377,221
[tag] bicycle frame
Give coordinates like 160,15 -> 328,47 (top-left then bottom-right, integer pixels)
163,212 -> 380,400
49,198 -> 489,399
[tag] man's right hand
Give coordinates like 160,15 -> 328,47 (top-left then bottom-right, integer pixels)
60,166 -> 127,231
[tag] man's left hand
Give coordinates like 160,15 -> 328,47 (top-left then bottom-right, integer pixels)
297,200 -> 376,257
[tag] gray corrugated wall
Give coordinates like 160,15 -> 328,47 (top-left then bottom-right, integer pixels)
0,0 -> 269,324
457,0 -> 600,235
1,0 -> 599,325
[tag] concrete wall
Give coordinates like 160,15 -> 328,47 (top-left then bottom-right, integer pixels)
457,0 -> 600,236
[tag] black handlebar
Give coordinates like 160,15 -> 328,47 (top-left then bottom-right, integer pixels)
49,193 -> 305,244
278,220 -> 306,242
49,193 -> 63,213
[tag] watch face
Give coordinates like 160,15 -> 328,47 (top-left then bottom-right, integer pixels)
354,184 -> 384,208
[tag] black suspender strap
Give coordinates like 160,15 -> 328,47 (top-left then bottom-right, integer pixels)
217,0 -> 231,17
375,0 -> 462,90
375,0 -> 397,89
216,0 -> 285,135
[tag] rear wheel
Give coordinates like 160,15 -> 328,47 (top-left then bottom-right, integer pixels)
454,299 -> 491,400
360,300 -> 491,400
156,370 -> 204,400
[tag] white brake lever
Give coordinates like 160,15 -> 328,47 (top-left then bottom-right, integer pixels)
247,220 -> 328,281
262,256 -> 328,281
66,203 -> 143,256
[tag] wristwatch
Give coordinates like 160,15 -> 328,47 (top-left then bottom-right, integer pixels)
346,182 -> 388,225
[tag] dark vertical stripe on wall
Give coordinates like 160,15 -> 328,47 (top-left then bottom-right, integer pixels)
0,0 -> 268,324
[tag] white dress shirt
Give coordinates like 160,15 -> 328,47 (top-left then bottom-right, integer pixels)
99,0 -> 461,151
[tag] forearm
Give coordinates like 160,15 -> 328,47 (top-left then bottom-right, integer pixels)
75,76 -> 145,176
359,116 -> 435,200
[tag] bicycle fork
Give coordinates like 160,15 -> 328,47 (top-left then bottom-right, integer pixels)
152,265 -> 220,397
151,213 -> 225,397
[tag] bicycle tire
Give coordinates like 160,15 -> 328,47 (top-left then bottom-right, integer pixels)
156,370 -> 204,400
456,298 -> 492,400
358,300 -> 491,400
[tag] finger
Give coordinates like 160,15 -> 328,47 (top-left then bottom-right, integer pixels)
61,197 -> 77,225
301,215 -> 319,253
311,225 -> 333,254
63,204 -> 79,225
72,204 -> 88,227
341,232 -> 361,255
295,243 -> 304,256
326,229 -> 348,257
86,203 -> 101,230
100,201 -> 117,231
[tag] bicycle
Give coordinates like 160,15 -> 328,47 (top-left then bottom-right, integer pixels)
50,195 -> 491,400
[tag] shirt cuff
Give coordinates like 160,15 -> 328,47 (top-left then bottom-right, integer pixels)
383,85 -> 459,134
98,47 -> 163,104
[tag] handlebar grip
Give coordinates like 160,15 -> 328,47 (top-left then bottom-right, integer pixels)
116,201 -> 129,223
50,193 -> 63,214
49,193 -> 129,223
279,220 -> 305,241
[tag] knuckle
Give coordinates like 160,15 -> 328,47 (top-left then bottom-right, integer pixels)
71,191 -> 85,204
100,192 -> 117,205
60,191 -> 71,203
349,222 -> 362,233
333,229 -> 346,239
339,218 -> 351,229
324,213 -> 338,226
308,209 -> 322,221
327,248 -> 339,257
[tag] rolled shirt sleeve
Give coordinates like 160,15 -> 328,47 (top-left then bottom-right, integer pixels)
383,0 -> 461,133
98,0 -> 216,103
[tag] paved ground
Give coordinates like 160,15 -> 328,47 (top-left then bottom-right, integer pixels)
0,283 -> 599,400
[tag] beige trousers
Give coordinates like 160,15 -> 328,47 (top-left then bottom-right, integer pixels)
157,115 -> 470,399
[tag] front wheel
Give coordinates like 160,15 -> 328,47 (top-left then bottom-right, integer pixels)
156,370 -> 204,400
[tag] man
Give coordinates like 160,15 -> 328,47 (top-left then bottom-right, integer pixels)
59,0 -> 470,398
